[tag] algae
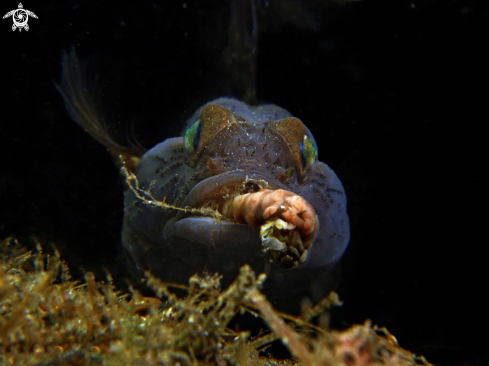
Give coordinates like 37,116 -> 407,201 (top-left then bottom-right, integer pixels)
0,237 -> 432,365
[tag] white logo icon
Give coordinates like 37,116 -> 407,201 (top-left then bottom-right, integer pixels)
3,3 -> 37,32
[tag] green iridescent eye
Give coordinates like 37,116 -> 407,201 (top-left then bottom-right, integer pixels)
184,118 -> 201,156
301,134 -> 317,174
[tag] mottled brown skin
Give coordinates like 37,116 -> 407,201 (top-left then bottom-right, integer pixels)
57,52 -> 349,312
121,98 -> 350,309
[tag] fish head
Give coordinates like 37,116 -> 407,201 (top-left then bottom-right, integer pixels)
122,98 -> 350,307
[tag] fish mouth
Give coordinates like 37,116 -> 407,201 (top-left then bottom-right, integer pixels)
175,170 -> 283,220
164,170 -> 312,269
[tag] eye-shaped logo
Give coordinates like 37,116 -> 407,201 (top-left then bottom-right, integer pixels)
3,3 -> 38,32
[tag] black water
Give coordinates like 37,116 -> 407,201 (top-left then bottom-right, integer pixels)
1,1 -> 488,364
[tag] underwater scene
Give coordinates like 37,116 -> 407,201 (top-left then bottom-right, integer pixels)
1,0 -> 487,365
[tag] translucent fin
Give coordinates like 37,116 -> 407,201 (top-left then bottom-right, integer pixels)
55,50 -> 145,170
222,0 -> 258,104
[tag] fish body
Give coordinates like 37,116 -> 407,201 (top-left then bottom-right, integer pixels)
57,52 -> 349,309
122,98 -> 350,305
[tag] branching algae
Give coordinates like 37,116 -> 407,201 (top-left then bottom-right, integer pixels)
0,238 -> 432,365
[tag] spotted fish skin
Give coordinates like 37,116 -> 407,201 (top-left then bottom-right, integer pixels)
122,98 -> 350,306
57,50 -> 350,310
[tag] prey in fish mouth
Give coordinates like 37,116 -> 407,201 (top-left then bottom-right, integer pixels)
119,99 -> 350,303
57,52 -> 350,304
123,162 -> 317,270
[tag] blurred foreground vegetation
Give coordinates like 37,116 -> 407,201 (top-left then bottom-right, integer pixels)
0,237 -> 432,365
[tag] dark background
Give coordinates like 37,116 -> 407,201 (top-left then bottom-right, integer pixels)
1,0 -> 488,365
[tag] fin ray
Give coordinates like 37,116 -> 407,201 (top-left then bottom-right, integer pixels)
56,50 -> 146,161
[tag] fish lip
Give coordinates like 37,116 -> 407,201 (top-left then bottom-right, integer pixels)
173,169 -> 314,269
175,169 -> 290,221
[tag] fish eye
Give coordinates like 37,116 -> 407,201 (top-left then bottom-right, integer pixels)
301,134 -> 317,174
184,118 -> 202,156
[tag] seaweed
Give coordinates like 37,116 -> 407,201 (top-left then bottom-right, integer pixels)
0,237 -> 432,365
